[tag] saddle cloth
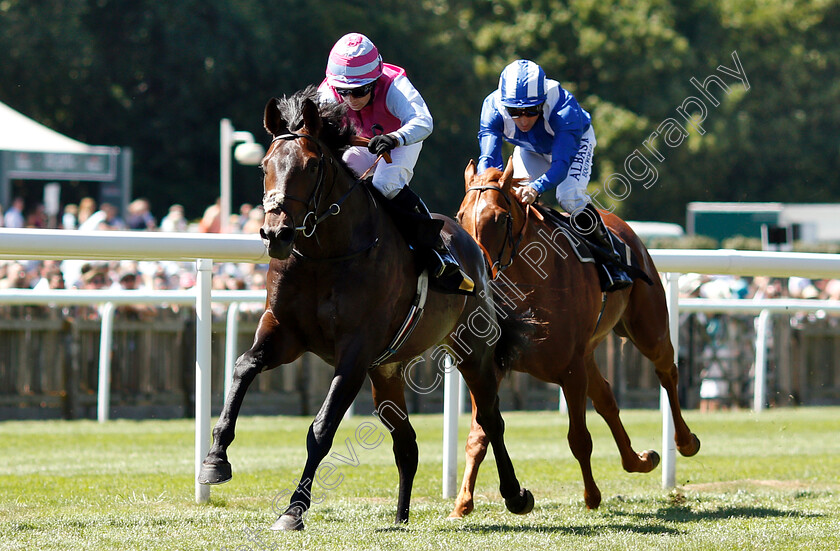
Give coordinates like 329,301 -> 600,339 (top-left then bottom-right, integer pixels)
532,204 -> 651,291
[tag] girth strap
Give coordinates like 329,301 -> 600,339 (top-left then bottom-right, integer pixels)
371,270 -> 430,367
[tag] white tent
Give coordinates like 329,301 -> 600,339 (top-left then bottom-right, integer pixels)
0,101 -> 130,215
0,100 -> 93,153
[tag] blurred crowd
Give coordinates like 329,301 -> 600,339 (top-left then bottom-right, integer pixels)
677,273 -> 840,302
676,273 -> 840,412
3,195 -> 840,304
0,195 -> 269,298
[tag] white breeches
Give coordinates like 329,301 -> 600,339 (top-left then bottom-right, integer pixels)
343,142 -> 423,199
512,126 -> 597,213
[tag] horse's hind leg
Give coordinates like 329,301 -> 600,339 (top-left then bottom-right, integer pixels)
449,393 -> 488,518
369,366 -> 418,525
459,359 -> 533,516
199,311 -> 301,485
621,287 -> 700,457
585,353 -> 660,473
563,358 -> 601,509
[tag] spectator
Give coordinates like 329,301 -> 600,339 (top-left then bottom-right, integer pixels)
78,203 -> 126,231
32,261 -> 64,291
0,261 -> 30,289
241,206 -> 265,234
824,279 -> 840,301
238,203 -> 254,231
62,204 -> 79,229
126,198 -> 157,230
25,203 -> 48,229
116,270 -> 155,320
79,263 -> 110,289
198,199 -> 221,233
699,361 -> 729,412
77,197 -> 97,226
4,197 -> 25,228
160,204 -> 188,233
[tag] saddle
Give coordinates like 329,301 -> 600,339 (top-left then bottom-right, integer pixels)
531,204 -> 653,291
367,182 -> 474,295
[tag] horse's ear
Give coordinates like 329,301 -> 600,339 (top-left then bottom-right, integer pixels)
499,156 -> 515,191
300,98 -> 322,136
464,160 -> 476,192
264,98 -> 287,136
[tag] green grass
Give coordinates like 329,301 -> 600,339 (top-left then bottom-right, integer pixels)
2,407 -> 839,550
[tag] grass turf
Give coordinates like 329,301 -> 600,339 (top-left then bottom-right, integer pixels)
2,407 -> 839,550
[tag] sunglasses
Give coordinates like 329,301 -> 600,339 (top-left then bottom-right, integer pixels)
336,83 -> 374,98
506,105 -> 543,118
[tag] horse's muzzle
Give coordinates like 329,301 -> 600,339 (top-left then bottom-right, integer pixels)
260,224 -> 296,259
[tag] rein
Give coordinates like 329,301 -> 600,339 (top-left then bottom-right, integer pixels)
465,184 -> 529,279
263,132 -> 380,262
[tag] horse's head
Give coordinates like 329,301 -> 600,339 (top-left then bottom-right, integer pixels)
259,86 -> 352,259
457,158 -> 528,275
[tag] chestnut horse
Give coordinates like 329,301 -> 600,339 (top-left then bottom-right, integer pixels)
197,87 -> 533,530
451,160 -> 700,516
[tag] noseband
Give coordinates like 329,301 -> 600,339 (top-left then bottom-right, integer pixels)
263,132 -> 379,261
466,184 -> 529,278
263,132 -> 361,239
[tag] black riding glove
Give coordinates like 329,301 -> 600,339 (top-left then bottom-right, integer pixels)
368,134 -> 399,155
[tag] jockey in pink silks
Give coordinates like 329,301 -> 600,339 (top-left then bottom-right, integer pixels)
318,33 -> 473,293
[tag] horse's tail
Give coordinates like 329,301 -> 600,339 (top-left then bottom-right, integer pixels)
492,293 -> 542,372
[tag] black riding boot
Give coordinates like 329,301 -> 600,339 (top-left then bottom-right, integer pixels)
581,203 -> 633,292
388,187 -> 475,294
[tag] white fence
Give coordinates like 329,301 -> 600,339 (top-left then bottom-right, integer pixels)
2,228 -> 840,502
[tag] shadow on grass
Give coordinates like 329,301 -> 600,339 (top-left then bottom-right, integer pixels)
438,523 -> 680,536
620,505 -> 823,523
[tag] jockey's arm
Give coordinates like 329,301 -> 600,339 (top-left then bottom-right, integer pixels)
531,118 -> 584,195
385,75 -> 433,146
476,95 -> 505,173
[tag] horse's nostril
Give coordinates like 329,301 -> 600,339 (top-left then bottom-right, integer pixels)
278,227 -> 295,243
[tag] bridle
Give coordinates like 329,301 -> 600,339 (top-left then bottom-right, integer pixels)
263,132 -> 360,238
262,132 -> 379,261
465,184 -> 530,279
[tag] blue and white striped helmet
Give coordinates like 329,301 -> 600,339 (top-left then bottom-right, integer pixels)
498,60 -> 547,108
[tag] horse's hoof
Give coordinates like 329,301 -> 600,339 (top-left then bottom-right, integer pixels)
644,449 -> 661,471
678,433 -> 701,457
448,501 -> 473,519
504,488 -> 535,515
585,489 -> 602,510
270,513 -> 304,531
197,460 -> 232,485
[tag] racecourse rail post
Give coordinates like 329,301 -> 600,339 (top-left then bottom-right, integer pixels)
224,302 -> 240,402
195,259 -> 213,504
97,302 -> 115,423
442,354 -> 459,498
754,309 -> 772,412
662,273 -> 679,489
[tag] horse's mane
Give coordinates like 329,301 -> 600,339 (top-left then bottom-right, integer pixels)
275,85 -> 355,153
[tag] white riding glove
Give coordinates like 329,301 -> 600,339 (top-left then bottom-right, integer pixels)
514,184 -> 539,205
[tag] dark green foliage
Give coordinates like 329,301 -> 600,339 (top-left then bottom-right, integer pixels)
1,1 -> 837,224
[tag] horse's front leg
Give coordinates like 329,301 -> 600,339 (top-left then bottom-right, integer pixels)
199,311 -> 300,485
369,365 -> 417,525
271,350 -> 369,531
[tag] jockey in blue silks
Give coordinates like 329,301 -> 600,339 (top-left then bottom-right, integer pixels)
477,59 -> 631,291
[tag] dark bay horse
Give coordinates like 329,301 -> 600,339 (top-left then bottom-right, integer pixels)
197,87 -> 533,530
451,159 -> 700,516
